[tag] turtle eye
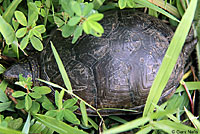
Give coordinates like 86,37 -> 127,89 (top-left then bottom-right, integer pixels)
3,62 -> 33,84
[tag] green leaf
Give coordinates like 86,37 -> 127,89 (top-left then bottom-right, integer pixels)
61,24 -> 75,38
63,109 -> 80,124
126,0 -> 135,8
35,114 -> 87,134
22,112 -> 31,134
104,117 -> 150,134
71,1 -> 82,16
12,18 -> 19,31
35,1 -> 41,7
56,110 -> 64,121
40,96 -> 55,110
83,3 -> 94,16
68,16 -> 81,26
69,105 -> 79,112
30,101 -> 40,114
2,0 -> 22,23
33,25 -> 46,33
45,110 -> 57,117
51,42 -> 72,91
118,0 -> 126,9
0,64 -> 6,74
87,13 -> 104,21
92,0 -> 105,10
25,95 -> 32,111
16,27 -> 27,38
29,92 -> 42,99
0,82 -> 8,102
58,90 -> 65,110
143,0 -> 197,116
0,101 -> 12,112
72,25 -> 83,43
63,98 -> 77,109
0,15 -> 16,45
12,91 -> 26,98
32,29 -> 42,40
15,74 -> 32,89
184,107 -> 200,130
40,9 -> 46,17
15,99 -> 25,109
38,79 -> 100,119
80,101 -> 88,127
55,90 -> 59,108
28,29 -> 34,38
30,36 -> 43,51
20,35 -> 29,50
54,16 -> 64,27
0,80 -> 8,93
60,0 -> 74,16
88,20 -> 104,34
33,86 -> 51,95
8,118 -> 23,130
14,11 -> 27,26
42,101 -> 55,111
82,21 -> 91,34
0,126 -> 23,134
28,2 -> 39,26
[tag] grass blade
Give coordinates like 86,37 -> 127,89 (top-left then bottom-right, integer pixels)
152,120 -> 198,133
176,81 -> 200,92
50,41 -> 72,92
136,125 -> 152,134
109,116 -> 128,124
0,126 -> 23,134
143,0 -> 197,117
80,100 -> 88,127
147,0 -> 180,18
29,121 -> 46,133
0,15 -> 16,45
35,114 -> 87,134
2,0 -> 22,22
88,117 -> 98,130
151,105 -> 180,123
134,0 -> 179,22
22,112 -> 31,134
103,117 -> 150,134
184,107 -> 200,130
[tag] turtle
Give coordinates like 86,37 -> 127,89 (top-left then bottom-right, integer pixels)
3,10 -> 197,115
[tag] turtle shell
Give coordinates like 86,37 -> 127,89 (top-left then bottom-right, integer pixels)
40,10 -> 185,115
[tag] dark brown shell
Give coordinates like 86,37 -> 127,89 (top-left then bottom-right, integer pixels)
40,10 -> 185,115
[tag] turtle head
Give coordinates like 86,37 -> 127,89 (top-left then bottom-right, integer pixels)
3,58 -> 39,85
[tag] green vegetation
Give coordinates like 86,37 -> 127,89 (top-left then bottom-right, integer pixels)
0,0 -> 200,133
